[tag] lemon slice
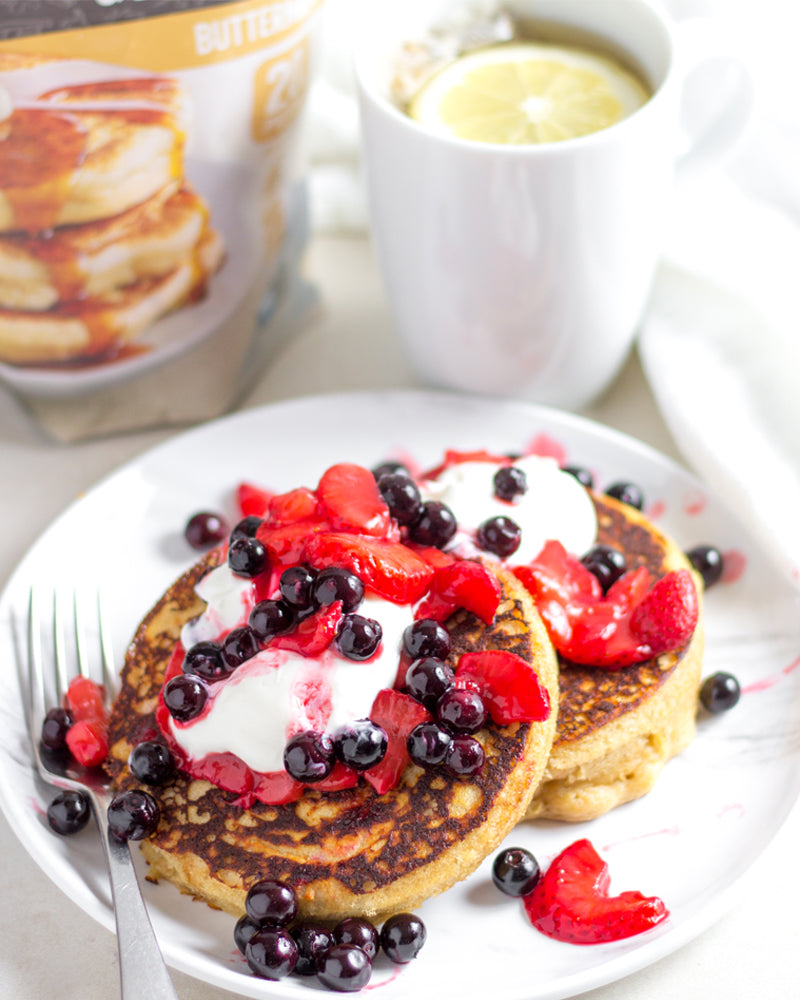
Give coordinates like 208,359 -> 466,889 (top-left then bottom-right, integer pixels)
408,42 -> 649,144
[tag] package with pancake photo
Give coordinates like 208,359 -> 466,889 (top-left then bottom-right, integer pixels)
0,0 -> 323,441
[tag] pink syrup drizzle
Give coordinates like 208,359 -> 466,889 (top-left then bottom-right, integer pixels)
601,825 -> 681,853
647,499 -> 666,521
683,490 -> 707,516
364,966 -> 403,990
717,802 -> 746,820
27,795 -> 45,819
742,653 -> 800,694
721,549 -> 747,584
524,433 -> 567,465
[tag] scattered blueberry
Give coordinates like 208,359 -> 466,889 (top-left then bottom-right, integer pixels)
493,466 -> 527,502
333,917 -> 379,960
336,615 -> 382,661
317,943 -> 372,992
245,879 -> 299,927
408,500 -> 457,549
444,734 -> 485,775
492,847 -> 541,896
371,460 -> 410,482
245,927 -> 298,980
249,599 -> 295,641
605,481 -> 644,510
476,515 -> 522,559
47,789 -> 91,836
581,544 -> 627,592
40,706 -> 73,753
182,640 -> 227,680
185,511 -> 229,550
561,465 -> 594,489
402,619 -> 451,661
405,657 -> 455,711
407,722 -> 451,766
228,535 -> 269,577
377,473 -> 423,526
314,567 -> 365,613
290,922 -> 334,975
380,913 -> 427,964
229,515 -> 262,543
283,730 -> 335,783
234,914 -> 261,955
334,719 -> 388,771
129,740 -> 175,786
699,671 -> 741,713
107,789 -> 160,841
279,565 -> 318,613
437,687 -> 487,734
163,673 -> 208,722
686,544 -> 724,588
221,626 -> 260,669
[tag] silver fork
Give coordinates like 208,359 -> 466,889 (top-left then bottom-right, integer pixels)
25,588 -> 179,1000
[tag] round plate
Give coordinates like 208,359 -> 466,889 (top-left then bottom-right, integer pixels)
1,390 -> 799,1000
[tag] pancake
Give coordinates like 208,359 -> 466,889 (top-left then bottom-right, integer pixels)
40,76 -> 191,130
0,227 -> 224,364
0,184 -> 213,311
0,105 -> 184,233
524,494 -> 704,823
105,556 -> 559,921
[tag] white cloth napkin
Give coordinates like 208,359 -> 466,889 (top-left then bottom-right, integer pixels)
305,0 -> 800,584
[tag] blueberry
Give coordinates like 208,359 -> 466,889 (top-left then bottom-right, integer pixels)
185,511 -> 229,550
407,722 -> 451,766
283,730 -> 335,783
245,879 -> 298,927
377,473 -> 423,526
334,719 -> 388,771
402,619 -> 451,661
581,544 -> 627,592
234,914 -> 261,955
279,565 -> 318,612
245,927 -> 298,980
700,671 -> 741,713
606,481 -> 644,510
405,657 -> 455,711
229,515 -> 262,543
444,734 -> 485,775
182,640 -> 228,680
493,466 -> 527,502
228,535 -> 269,577
107,789 -> 160,841
336,615 -> 382,661
380,913 -> 427,964
129,740 -> 175,786
371,460 -> 410,482
40,706 -> 73,753
313,566 -> 365,613
221,625 -> 260,669
163,674 -> 208,722
249,599 -> 295,641
47,789 -> 91,836
436,687 -> 487,734
408,500 -> 457,549
687,544 -> 724,588
561,465 -> 594,489
492,847 -> 541,896
476,515 -> 522,559
317,943 -> 372,992
333,917 -> 379,959
290,921 -> 334,975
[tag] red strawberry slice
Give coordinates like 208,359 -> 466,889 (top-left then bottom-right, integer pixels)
456,650 -> 551,725
414,561 -> 501,625
317,463 -> 393,537
364,688 -> 431,794
421,448 -> 511,481
630,569 -> 699,655
266,487 -> 319,526
65,675 -> 106,723
305,533 -> 434,604
66,717 -> 109,768
524,838 -> 669,944
406,543 -> 457,570
257,516 -> 331,565
272,602 -> 343,657
237,482 -> 273,518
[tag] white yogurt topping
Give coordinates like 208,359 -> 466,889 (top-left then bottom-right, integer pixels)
171,590 -> 414,774
181,564 -> 254,649
421,455 -> 597,563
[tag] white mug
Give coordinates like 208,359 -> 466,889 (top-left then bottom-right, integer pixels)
355,0 -> 753,410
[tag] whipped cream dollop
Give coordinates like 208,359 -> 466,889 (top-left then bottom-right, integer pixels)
420,455 -> 597,563
172,570 -> 414,773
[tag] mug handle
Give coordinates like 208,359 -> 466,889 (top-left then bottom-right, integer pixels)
673,17 -> 755,179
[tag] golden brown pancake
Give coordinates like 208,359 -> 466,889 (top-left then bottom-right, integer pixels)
524,494 -> 704,823
106,556 -> 559,921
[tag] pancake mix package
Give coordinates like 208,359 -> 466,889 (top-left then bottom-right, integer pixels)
0,0 -> 323,440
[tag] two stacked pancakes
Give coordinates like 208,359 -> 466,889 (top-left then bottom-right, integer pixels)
0,68 -> 224,365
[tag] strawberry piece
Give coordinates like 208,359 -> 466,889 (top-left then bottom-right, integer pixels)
415,561 -> 501,625
317,463 -> 393,537
65,675 -> 106,723
406,543 -> 457,570
630,569 -> 699,655
456,650 -> 551,725
266,487 -> 319,526
257,516 -> 331,565
237,481 -> 273,518
364,688 -> 431,794
524,838 -> 669,944
305,533 -> 434,604
66,717 -> 109,768
272,602 -> 343,656
422,449 -> 510,481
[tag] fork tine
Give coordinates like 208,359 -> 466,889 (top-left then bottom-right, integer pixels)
96,591 -> 116,695
73,590 -> 91,682
26,587 -> 45,746
52,590 -> 71,701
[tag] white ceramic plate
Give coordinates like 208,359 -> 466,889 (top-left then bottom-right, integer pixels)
1,390 -> 799,1000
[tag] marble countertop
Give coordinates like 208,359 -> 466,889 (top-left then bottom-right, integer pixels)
1,236 -> 796,1000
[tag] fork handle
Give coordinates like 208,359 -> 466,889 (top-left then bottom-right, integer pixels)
102,828 -> 180,1000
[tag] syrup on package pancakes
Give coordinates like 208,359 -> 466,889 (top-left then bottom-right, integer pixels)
0,0 -> 322,440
